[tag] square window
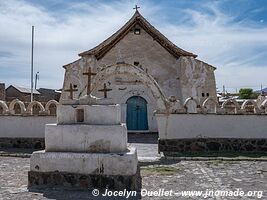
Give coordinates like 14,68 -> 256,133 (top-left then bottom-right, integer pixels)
134,28 -> 141,35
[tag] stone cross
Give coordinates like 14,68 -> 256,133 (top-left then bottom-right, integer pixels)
133,5 -> 140,11
98,83 -> 112,98
64,83 -> 78,99
83,67 -> 96,95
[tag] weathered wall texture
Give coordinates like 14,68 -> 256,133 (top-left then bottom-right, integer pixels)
0,116 -> 56,138
61,26 -> 216,132
156,114 -> 267,139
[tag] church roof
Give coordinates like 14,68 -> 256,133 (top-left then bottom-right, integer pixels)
79,11 -> 197,59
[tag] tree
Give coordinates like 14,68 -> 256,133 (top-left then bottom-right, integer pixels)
239,88 -> 257,99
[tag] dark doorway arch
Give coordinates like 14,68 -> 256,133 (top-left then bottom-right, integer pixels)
126,96 -> 148,131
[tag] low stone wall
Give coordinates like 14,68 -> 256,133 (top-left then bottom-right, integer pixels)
0,116 -> 56,149
156,114 -> 267,153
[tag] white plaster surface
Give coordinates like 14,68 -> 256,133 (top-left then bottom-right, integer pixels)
45,124 -> 127,152
0,116 -> 56,138
30,147 -> 138,175
61,24 -> 217,132
57,104 -> 121,125
156,114 -> 267,139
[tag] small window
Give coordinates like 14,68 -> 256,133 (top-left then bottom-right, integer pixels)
73,84 -> 77,88
206,93 -> 210,97
134,61 -> 139,66
202,93 -> 205,97
134,28 -> 141,35
76,109 -> 84,123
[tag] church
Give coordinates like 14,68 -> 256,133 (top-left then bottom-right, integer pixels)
60,10 -> 217,132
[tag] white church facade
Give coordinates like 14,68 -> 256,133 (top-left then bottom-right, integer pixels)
60,10 -> 217,132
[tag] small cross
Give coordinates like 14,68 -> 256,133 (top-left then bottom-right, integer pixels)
83,67 -> 96,95
98,83 -> 112,98
64,83 -> 78,99
133,5 -> 140,12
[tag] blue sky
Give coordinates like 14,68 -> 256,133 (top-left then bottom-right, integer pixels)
0,0 -> 267,92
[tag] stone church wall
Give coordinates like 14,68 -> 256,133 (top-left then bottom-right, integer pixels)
61,26 -> 217,132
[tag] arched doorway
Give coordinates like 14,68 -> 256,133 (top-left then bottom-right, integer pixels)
126,96 -> 148,131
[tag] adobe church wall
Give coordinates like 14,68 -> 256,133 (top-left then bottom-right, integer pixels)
96,26 -> 182,99
178,56 -> 217,103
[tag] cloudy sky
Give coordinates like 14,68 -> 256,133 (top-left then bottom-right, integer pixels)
0,0 -> 266,92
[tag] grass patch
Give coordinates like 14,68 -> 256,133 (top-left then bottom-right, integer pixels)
141,166 -> 180,176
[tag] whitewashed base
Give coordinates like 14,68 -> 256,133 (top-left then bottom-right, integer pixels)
30,147 -> 138,176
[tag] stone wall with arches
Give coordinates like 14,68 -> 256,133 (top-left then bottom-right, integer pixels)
156,97 -> 267,154
0,100 -> 59,148
0,100 -> 59,116
164,97 -> 267,115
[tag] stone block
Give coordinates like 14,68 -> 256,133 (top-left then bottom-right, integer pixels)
30,147 -> 138,176
45,124 -> 127,153
57,104 -> 121,125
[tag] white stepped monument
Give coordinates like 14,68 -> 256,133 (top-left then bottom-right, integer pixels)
28,83 -> 141,190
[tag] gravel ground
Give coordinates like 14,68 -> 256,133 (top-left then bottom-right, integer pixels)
0,135 -> 266,199
0,156 -> 266,200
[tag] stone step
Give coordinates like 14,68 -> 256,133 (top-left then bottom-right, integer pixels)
45,124 -> 127,153
30,147 -> 137,175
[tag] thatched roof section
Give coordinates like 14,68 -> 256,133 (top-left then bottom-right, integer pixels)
79,11 -> 197,59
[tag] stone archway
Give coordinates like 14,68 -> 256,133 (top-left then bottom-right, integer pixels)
45,100 -> 59,115
86,63 -> 168,112
26,101 -> 45,115
0,100 -> 9,114
9,99 -> 26,114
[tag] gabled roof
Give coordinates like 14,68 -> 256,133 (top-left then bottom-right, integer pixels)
79,11 -> 197,60
7,85 -> 40,95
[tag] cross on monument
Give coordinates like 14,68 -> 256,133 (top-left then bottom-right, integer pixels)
98,83 -> 112,98
133,5 -> 140,11
64,83 -> 78,99
83,67 -> 96,94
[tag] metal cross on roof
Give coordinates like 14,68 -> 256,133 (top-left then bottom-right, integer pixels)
83,67 -> 96,95
64,83 -> 78,99
98,83 -> 112,98
133,5 -> 140,11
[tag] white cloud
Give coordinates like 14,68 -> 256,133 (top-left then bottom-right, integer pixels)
0,0 -> 266,92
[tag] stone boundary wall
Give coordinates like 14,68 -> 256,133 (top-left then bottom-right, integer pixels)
0,100 -> 58,149
0,99 -> 59,116
0,116 -> 55,149
165,96 -> 267,115
156,114 -> 267,153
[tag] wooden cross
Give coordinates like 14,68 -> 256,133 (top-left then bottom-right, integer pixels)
64,83 -> 78,99
133,5 -> 140,11
83,67 -> 96,95
98,83 -> 112,98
